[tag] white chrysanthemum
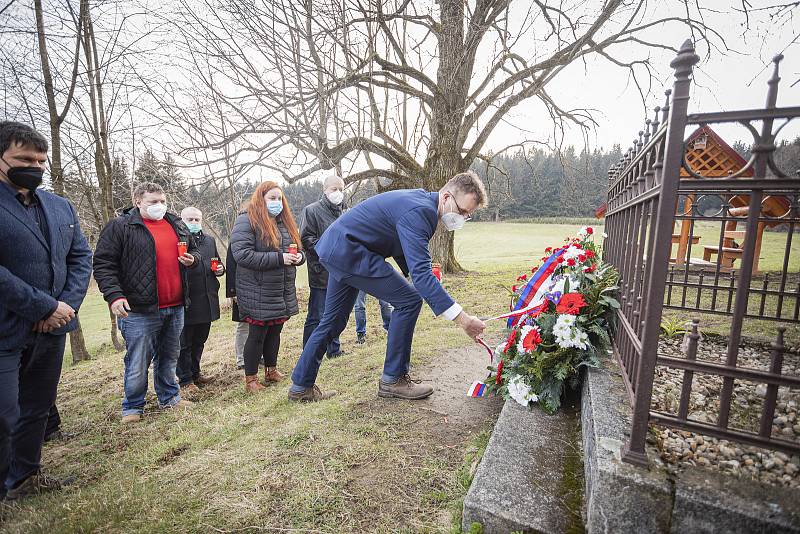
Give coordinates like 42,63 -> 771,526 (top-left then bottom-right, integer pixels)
555,314 -> 576,329
555,324 -> 590,350
507,376 -> 538,407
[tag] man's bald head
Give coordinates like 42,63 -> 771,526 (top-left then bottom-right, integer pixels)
323,174 -> 344,194
181,206 -> 202,227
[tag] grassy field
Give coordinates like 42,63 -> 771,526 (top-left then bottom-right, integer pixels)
6,220 -> 797,533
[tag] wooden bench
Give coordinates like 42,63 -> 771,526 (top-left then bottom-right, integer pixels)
672,234 -> 700,245
703,245 -> 743,268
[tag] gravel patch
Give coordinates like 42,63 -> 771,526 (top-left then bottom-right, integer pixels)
650,335 -> 800,488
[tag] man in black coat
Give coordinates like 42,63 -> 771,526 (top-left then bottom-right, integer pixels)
0,122 -> 92,499
300,174 -> 346,358
93,182 -> 200,424
226,242 -> 247,370
177,207 -> 224,395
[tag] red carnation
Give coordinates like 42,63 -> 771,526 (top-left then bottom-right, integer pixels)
586,250 -> 596,259
587,227 -> 594,235
496,359 -> 504,384
502,329 -> 517,353
517,274 -> 527,282
557,256 -> 565,263
512,285 -> 518,292
578,254 -> 586,262
545,247 -> 552,254
584,264 -> 597,274
567,258 -> 576,266
556,293 -> 587,315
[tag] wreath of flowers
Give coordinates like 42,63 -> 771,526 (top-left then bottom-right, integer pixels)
484,227 -> 620,414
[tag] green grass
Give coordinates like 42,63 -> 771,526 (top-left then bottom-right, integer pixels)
10,264 -> 519,533
10,220 -> 797,532
670,221 -> 799,272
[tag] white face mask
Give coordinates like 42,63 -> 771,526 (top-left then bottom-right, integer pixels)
442,212 -> 465,231
143,203 -> 167,220
441,195 -> 466,231
326,190 -> 344,205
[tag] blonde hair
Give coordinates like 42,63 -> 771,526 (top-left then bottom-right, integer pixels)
445,171 -> 487,208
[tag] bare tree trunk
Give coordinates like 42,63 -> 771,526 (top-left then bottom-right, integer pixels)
69,316 -> 91,363
34,0 -> 91,360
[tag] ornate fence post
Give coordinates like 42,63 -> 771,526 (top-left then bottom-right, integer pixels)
622,40 -> 700,467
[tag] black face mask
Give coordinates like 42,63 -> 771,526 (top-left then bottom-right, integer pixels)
6,166 -> 44,191
1,158 -> 44,191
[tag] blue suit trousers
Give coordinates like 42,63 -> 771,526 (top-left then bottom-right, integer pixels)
291,261 -> 423,388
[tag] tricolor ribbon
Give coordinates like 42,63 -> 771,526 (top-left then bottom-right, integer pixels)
505,249 -> 564,328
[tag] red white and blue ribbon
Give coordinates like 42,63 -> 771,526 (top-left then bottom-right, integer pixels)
468,381 -> 487,397
506,249 -> 564,328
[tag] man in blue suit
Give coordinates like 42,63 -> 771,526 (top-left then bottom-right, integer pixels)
0,122 -> 92,499
289,171 -> 487,402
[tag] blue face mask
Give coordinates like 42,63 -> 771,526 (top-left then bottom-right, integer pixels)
186,222 -> 202,234
267,200 -> 283,216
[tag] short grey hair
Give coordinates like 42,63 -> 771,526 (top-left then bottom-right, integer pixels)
132,182 -> 165,202
181,206 -> 202,218
322,174 -> 344,190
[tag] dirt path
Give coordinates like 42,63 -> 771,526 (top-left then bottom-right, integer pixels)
418,345 -> 502,432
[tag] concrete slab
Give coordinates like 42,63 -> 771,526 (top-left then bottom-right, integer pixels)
462,396 -> 583,533
671,468 -> 800,533
582,359 -> 674,533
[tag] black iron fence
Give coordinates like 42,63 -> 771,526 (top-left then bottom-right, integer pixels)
603,39 -> 800,466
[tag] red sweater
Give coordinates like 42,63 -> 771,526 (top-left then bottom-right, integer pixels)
143,218 -> 183,308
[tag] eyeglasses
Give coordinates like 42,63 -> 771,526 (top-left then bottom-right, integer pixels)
447,191 -> 473,221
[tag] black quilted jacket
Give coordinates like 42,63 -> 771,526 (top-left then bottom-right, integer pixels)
300,195 -> 342,289
93,207 -> 200,313
229,213 -> 305,322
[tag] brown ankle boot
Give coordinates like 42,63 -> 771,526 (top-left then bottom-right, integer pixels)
245,375 -> 266,393
264,367 -> 285,384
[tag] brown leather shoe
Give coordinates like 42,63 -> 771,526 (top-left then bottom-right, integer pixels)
287,384 -> 337,403
245,375 -> 266,393
181,383 -> 200,398
378,374 -> 434,400
196,374 -> 213,386
264,366 -> 285,384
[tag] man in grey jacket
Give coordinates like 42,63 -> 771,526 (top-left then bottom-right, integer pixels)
300,175 -> 346,358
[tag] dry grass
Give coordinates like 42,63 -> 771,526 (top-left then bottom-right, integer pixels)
3,268 -> 515,534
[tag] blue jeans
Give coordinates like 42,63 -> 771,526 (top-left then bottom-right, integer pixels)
292,261 -> 423,389
303,287 -> 341,356
117,306 -> 184,416
354,291 -> 393,335
0,332 -> 65,492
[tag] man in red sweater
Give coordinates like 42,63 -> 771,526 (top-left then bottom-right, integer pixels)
93,182 -> 200,423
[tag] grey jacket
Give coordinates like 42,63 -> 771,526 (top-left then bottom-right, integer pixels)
300,195 -> 342,289
229,213 -> 305,322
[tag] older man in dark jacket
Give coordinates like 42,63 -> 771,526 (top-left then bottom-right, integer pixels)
176,207 -> 225,395
300,174 -> 346,358
0,122 -> 92,499
93,182 -> 200,423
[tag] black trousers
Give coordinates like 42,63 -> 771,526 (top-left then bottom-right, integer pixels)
0,333 -> 65,492
177,322 -> 212,386
243,323 -> 283,375
44,404 -> 61,439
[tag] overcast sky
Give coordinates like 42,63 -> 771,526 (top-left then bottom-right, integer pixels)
489,6 -> 800,155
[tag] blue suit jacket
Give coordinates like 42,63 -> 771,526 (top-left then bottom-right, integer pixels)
316,189 -> 455,316
0,182 -> 93,349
